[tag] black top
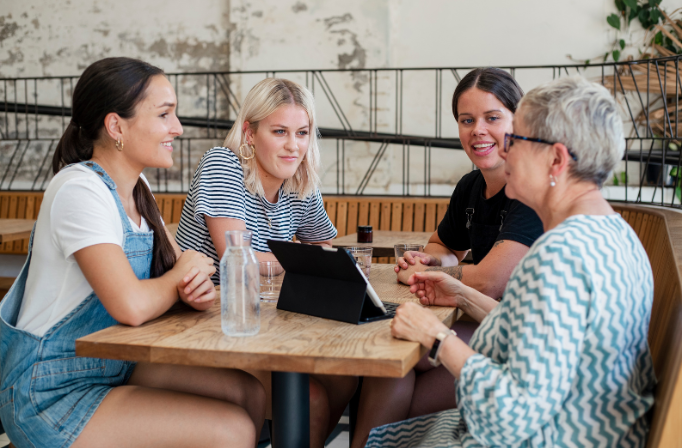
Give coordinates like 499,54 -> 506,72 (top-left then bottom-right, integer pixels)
437,170 -> 544,265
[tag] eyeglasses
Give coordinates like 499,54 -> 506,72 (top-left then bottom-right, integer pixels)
503,133 -> 578,162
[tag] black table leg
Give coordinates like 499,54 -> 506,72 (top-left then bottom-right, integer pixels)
272,371 -> 310,448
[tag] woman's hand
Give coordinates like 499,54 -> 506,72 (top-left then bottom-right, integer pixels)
394,251 -> 440,273
390,302 -> 449,348
396,258 -> 429,284
407,270 -> 475,309
174,250 -> 216,308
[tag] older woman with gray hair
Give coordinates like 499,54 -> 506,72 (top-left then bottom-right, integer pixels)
366,76 -> 656,447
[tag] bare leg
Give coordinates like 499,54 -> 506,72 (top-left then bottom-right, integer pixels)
407,366 -> 457,418
72,362 -> 267,448
127,363 -> 266,429
312,374 -> 358,444
408,321 -> 478,418
248,371 -> 357,448
350,370 -> 415,448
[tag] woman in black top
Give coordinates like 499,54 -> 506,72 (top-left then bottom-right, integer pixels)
352,68 -> 544,448
395,68 -> 543,299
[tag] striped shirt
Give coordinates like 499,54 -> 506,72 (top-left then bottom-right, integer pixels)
175,147 -> 337,283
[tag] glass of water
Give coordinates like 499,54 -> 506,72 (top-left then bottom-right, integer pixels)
259,261 -> 285,302
346,247 -> 373,278
394,244 -> 424,261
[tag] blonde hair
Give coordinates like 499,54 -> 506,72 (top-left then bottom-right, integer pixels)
223,78 -> 321,199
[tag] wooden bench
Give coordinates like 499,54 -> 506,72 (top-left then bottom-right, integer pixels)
610,204 -> 682,448
0,192 -> 680,446
0,192 -> 43,254
322,195 -> 450,263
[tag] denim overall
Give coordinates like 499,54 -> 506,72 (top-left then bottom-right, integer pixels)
0,162 -> 153,448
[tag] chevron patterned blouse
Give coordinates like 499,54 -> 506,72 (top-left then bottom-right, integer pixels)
367,214 -> 656,448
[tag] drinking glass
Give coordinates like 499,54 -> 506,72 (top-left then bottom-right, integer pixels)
259,261 -> 285,302
394,244 -> 425,261
346,247 -> 373,277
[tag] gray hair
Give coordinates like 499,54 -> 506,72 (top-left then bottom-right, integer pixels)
518,75 -> 625,187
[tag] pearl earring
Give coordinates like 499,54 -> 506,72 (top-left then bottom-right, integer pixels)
550,175 -> 557,187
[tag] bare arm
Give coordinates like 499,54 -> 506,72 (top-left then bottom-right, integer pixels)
408,270 -> 499,322
438,239 -> 528,298
205,216 -> 278,262
74,244 -> 216,327
298,239 -> 333,247
399,239 -> 529,298
423,231 -> 468,266
395,231 -> 466,278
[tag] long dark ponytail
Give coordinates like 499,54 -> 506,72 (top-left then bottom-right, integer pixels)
52,57 -> 176,278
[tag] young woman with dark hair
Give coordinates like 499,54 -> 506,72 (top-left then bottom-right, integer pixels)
0,57 -> 265,448
351,68 -> 545,448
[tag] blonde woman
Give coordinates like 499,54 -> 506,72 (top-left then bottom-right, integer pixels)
176,78 -> 357,447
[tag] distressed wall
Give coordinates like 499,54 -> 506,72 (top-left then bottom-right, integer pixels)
1,0 -> 670,194
0,0 -> 231,77
226,0 -> 660,195
0,0 -> 231,189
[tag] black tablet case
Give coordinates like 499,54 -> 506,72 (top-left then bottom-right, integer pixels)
267,240 -> 389,324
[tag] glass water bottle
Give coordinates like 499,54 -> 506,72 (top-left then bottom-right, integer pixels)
220,230 -> 260,336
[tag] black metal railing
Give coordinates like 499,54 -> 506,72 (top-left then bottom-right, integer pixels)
1,57 -> 681,206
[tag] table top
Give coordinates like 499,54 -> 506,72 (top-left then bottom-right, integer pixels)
0,219 -> 35,244
76,265 -> 456,378
332,231 -> 433,257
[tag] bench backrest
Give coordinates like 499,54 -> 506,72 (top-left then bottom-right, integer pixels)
611,204 -> 682,448
0,191 -> 43,254
322,195 -> 450,237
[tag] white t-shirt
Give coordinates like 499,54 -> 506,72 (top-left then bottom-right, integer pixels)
16,164 -> 154,337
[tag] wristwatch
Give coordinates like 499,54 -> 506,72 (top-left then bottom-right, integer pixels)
428,330 -> 457,367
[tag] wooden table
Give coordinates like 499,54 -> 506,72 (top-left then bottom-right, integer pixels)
333,230 -> 433,257
76,264 -> 456,447
0,219 -> 35,244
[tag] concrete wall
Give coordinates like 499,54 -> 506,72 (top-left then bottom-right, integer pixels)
226,0 -> 663,195
1,0 -> 669,194
0,0 -> 231,77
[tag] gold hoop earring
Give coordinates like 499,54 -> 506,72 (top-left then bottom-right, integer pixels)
239,143 -> 255,160
115,138 -> 124,151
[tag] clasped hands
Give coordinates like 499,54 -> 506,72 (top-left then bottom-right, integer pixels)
175,250 -> 216,310
394,251 -> 438,285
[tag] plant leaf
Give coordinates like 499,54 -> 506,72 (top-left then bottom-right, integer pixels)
613,50 -> 621,61
623,0 -> 638,9
607,13 -> 621,30
655,30 -> 664,45
585,59 -> 591,65
616,0 -> 627,11
641,9 -> 653,29
629,7 -> 640,23
620,171 -> 628,184
650,8 -> 662,23
620,39 -> 626,49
